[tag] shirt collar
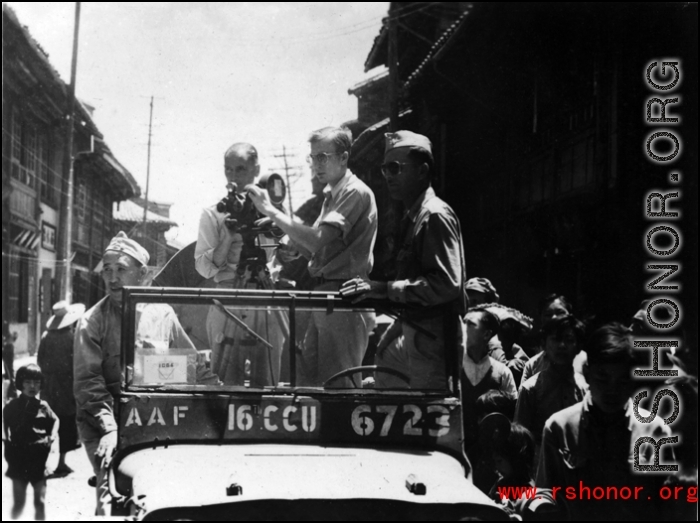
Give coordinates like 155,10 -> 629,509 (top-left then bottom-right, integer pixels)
326,170 -> 353,200
463,352 -> 493,385
405,186 -> 436,220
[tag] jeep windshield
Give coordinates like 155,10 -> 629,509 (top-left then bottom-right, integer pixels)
120,287 -> 460,395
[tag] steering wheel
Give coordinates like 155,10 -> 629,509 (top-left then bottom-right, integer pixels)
323,365 -> 410,388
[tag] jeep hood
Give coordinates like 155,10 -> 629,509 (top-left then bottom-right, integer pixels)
115,443 -> 506,518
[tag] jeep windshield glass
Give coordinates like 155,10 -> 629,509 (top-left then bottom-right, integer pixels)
121,288 -> 457,395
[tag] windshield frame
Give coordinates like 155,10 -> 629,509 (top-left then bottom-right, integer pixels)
120,286 -> 461,397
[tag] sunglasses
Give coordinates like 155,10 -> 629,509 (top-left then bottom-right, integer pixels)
380,161 -> 412,178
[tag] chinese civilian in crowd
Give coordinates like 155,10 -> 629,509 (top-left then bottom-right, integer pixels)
465,277 -> 500,306
469,391 -> 516,494
3,363 -> 58,520
514,314 -> 588,449
465,277 -> 505,360
36,301 -> 85,476
520,293 -> 587,386
536,322 -> 674,521
661,374 -> 698,521
461,307 -> 517,450
485,304 -> 532,388
339,130 -> 467,390
629,299 -> 691,378
490,318 -> 529,388
195,142 -> 287,386
488,422 -> 536,503
74,232 -> 219,515
248,127 -> 378,388
3,324 -> 18,402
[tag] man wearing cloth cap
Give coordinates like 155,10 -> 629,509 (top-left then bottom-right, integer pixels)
37,301 -> 85,476
247,126 -> 377,387
74,232 -> 219,515
465,277 -> 499,306
465,277 -> 512,363
341,131 -> 467,389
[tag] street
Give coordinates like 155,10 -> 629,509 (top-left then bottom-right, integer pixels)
2,356 -> 95,522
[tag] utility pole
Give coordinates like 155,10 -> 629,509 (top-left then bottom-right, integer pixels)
142,96 -> 154,258
55,2 -> 81,302
274,145 -> 295,215
388,5 -> 399,132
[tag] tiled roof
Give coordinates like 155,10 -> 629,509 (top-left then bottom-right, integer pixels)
114,199 -> 177,226
348,69 -> 389,95
402,7 -> 472,93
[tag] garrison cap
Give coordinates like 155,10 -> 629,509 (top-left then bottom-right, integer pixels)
105,231 -> 150,266
384,131 -> 433,158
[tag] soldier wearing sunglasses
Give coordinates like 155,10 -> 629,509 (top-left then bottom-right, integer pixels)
340,131 -> 467,390
247,126 -> 378,387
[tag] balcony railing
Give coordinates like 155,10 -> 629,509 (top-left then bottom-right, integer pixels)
9,180 -> 37,222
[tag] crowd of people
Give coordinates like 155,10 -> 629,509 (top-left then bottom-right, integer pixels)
2,126 -> 696,520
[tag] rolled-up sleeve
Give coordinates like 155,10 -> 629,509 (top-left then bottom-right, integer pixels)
319,190 -> 367,240
387,213 -> 463,306
73,316 -> 117,435
195,207 -> 222,279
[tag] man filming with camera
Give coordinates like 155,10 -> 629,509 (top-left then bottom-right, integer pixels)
195,142 -> 287,386
247,126 -> 378,388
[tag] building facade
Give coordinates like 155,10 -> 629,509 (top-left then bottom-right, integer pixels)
2,5 -> 139,354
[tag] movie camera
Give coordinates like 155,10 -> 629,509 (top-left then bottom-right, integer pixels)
216,173 -> 286,284
216,172 -> 286,236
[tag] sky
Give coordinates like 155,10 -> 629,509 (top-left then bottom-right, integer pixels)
4,2 -> 389,245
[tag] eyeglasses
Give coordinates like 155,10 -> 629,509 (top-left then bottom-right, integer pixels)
380,161 -> 411,178
306,152 -> 342,166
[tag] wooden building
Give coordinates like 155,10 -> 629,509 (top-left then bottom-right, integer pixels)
2,5 -> 139,353
350,3 -> 697,335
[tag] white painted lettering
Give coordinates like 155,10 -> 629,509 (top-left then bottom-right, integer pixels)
283,406 -> 298,432
173,405 -> 188,426
301,405 -> 317,433
147,407 -> 166,426
264,405 -> 279,432
125,408 -> 142,427
351,405 -> 374,436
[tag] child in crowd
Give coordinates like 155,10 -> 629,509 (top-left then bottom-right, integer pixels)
488,422 -> 536,502
470,390 -> 516,494
3,363 -> 58,520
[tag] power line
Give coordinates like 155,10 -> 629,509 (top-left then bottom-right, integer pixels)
274,145 -> 298,214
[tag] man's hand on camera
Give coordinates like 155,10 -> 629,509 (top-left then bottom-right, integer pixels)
245,185 -> 277,217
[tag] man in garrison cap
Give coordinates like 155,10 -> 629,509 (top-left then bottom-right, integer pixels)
341,131 -> 467,390
73,232 -> 219,515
